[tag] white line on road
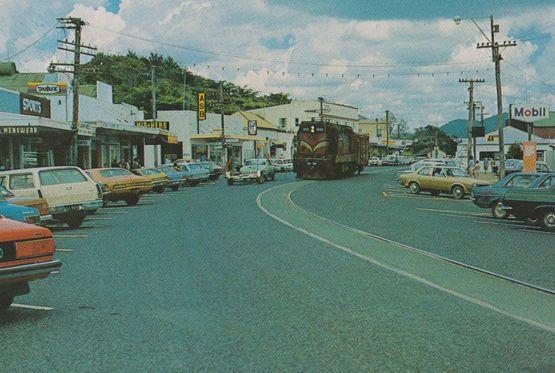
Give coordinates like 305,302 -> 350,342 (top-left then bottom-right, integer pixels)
472,220 -> 532,228
53,234 -> 88,238
11,303 -> 54,311
55,248 -> 76,252
518,228 -> 555,235
418,208 -> 489,216
97,211 -> 128,215
257,184 -> 555,334
85,217 -> 113,221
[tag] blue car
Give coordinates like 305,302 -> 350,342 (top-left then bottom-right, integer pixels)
0,193 -> 41,224
471,172 -> 549,219
159,164 -> 188,191
175,162 -> 210,186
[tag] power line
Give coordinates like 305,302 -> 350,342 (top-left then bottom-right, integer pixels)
87,24 -> 490,69
506,62 -> 555,92
2,25 -> 56,62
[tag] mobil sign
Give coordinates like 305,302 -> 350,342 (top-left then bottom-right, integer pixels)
511,104 -> 549,123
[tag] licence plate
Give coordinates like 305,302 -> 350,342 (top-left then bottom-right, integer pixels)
57,205 -> 83,213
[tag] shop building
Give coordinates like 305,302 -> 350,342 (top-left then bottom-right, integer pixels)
232,111 -> 286,158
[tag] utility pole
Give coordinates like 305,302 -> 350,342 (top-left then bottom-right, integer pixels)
151,65 -> 159,166
476,15 -> 517,178
220,81 -> 227,165
318,97 -> 324,122
182,67 -> 187,111
459,78 -> 484,169
385,110 -> 390,155
50,17 -> 96,167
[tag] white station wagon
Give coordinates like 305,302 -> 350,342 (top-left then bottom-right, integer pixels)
0,166 -> 103,228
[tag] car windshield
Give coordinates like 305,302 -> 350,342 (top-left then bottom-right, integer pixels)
99,168 -> 134,177
141,169 -> 160,176
39,168 -> 87,185
160,165 -> 175,173
0,185 -> 14,198
188,163 -> 204,171
245,159 -> 266,166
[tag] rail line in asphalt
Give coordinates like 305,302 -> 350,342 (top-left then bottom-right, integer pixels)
257,182 -> 555,333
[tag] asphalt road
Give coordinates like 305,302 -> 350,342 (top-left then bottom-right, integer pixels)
2,169 -> 554,371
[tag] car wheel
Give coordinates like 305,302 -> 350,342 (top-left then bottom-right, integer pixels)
171,185 -> 180,191
0,295 -> 14,311
155,186 -> 164,194
258,176 -> 265,184
269,172 -> 275,181
540,210 -> 555,232
126,196 -> 140,206
452,185 -> 465,199
491,202 -> 509,219
65,213 -> 86,229
227,178 -> 234,186
409,182 -> 420,194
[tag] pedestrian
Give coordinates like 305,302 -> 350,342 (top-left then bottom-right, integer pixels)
226,156 -> 233,172
483,159 -> 489,174
473,161 -> 480,178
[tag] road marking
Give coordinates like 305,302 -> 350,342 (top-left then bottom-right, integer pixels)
53,234 -> 88,238
257,183 -> 555,333
388,194 -> 468,202
55,248 -> 76,252
11,303 -> 54,311
518,228 -> 555,235
418,208 -> 488,217
471,220 -> 533,228
381,191 -> 388,197
97,211 -> 128,215
85,217 -> 112,221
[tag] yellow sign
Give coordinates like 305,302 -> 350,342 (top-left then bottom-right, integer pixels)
27,82 -> 68,94
134,120 -> 170,130
198,92 -> 206,121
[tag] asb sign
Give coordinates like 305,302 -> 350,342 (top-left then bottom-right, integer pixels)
27,82 -> 68,95
198,92 -> 206,121
511,105 -> 549,123
19,93 -> 51,118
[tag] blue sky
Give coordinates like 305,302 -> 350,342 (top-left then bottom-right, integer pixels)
1,0 -> 554,127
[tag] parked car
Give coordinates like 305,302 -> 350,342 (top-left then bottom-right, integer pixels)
0,185 -> 51,224
241,158 -> 275,180
0,217 -> 62,310
500,174 -> 555,231
398,160 -> 444,174
471,172 -> 543,219
132,168 -> 169,193
0,193 -> 40,224
159,164 -> 188,191
282,159 -> 294,172
198,161 -> 224,180
0,167 -> 103,228
86,168 -> 153,206
270,159 -> 286,172
174,162 -> 210,186
381,155 -> 399,166
368,157 -> 382,166
399,165 -> 492,199
505,159 -> 551,175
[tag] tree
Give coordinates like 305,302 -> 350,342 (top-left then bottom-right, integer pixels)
410,125 -> 457,156
507,143 -> 522,159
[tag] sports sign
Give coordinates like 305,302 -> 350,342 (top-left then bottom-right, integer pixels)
198,92 -> 206,121
27,82 -> 68,95
511,105 -> 549,123
134,120 -> 170,131
19,93 -> 51,118
248,120 -> 257,135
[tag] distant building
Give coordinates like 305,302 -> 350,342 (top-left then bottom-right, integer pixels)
357,118 -> 389,138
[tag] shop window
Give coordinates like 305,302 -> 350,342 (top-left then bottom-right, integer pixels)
295,118 -> 299,127
10,174 -> 35,190
278,118 -> 287,128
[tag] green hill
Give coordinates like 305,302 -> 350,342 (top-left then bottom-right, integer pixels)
441,113 -> 509,138
80,52 -> 291,118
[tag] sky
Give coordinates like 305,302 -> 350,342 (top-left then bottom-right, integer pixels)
1,0 -> 554,128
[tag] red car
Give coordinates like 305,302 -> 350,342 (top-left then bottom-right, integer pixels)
0,217 -> 61,310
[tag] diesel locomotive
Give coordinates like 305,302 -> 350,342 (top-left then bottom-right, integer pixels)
294,121 -> 369,179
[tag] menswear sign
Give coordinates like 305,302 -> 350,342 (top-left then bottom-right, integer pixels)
511,105 -> 549,123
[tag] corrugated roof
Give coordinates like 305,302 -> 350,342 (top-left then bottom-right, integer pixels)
233,111 -> 280,131
0,72 -> 46,93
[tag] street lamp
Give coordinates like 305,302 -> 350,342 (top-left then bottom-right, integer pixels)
454,15 -> 516,178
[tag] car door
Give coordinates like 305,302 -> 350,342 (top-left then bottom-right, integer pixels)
8,173 -> 40,198
38,168 -> 97,207
415,167 -> 434,189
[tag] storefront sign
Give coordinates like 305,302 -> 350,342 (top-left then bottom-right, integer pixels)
248,120 -> 257,135
522,141 -> 537,172
78,122 -> 96,137
19,93 -> 51,118
198,92 -> 206,121
511,105 -> 549,123
0,126 -> 39,135
27,82 -> 68,95
134,120 -> 170,130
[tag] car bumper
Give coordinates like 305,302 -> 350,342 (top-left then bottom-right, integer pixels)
0,260 -> 62,283
39,214 -> 54,225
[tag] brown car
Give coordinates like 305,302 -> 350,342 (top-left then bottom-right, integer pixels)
86,168 -> 153,206
0,185 -> 51,224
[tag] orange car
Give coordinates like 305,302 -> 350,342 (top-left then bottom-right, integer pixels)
0,217 -> 61,310
86,168 -> 153,206
0,185 -> 51,224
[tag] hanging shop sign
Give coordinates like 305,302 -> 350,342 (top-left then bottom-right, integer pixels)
134,120 -> 170,131
19,93 -> 51,118
248,120 -> 258,136
78,122 -> 96,137
511,105 -> 549,123
198,92 -> 206,121
0,126 -> 40,135
27,82 -> 68,95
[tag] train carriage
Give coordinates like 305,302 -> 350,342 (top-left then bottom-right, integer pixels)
294,121 -> 369,179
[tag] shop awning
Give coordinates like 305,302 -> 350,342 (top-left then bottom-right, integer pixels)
0,112 -> 72,135
190,133 -> 267,142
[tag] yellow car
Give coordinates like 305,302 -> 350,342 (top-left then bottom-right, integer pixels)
131,168 -> 170,193
399,166 -> 492,199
